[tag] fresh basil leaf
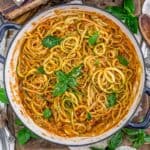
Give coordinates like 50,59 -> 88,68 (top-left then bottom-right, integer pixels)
107,92 -> 117,107
42,35 -> 63,48
55,71 -> 68,82
124,16 -> 138,34
123,128 -> 140,136
0,88 -> 9,104
117,55 -> 129,66
107,130 -> 123,150
124,0 -> 135,14
67,77 -> 77,88
144,134 -> 150,143
132,131 -> 145,148
43,108 -> 52,119
52,82 -> 68,97
17,128 -> 31,145
88,31 -> 99,45
90,147 -> 104,150
15,119 -> 24,126
68,64 -> 83,78
87,112 -> 92,121
37,66 -> 45,74
53,65 -> 83,97
105,2 -> 138,34
106,6 -> 127,20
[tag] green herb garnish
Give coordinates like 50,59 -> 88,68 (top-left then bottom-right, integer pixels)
107,130 -> 123,150
88,31 -> 99,45
37,66 -> 45,74
16,118 -> 38,145
42,35 -> 63,48
0,88 -> 9,104
87,112 -> 92,121
90,128 -> 150,150
117,55 -> 129,66
17,127 -> 38,145
123,128 -> 150,149
43,108 -> 52,119
52,64 -> 83,97
107,92 -> 117,107
106,0 -> 138,33
95,60 -> 100,66
124,0 -> 135,14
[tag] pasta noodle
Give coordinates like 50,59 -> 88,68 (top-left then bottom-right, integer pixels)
16,9 -> 141,137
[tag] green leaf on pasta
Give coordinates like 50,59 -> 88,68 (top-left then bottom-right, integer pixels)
37,66 -> 45,74
43,108 -> 52,119
88,31 -> 99,45
107,92 -> 117,107
87,112 -> 92,121
42,35 -> 63,48
117,55 -> 129,66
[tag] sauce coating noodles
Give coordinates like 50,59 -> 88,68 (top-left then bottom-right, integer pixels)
17,10 -> 141,137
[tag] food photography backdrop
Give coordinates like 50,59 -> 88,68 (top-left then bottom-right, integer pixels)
0,0 -> 150,150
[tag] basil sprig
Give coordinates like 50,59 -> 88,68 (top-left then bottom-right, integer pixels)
42,35 -> 63,48
107,92 -> 117,107
106,0 -> 138,33
90,128 -> 150,150
52,64 -> 83,97
15,119 -> 38,145
88,31 -> 99,45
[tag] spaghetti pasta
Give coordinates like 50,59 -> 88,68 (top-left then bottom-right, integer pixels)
16,9 -> 141,137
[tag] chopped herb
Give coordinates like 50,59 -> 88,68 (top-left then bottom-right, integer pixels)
43,108 -> 52,119
37,66 -> 45,74
107,92 -> 117,107
52,64 -> 83,97
42,35 -> 63,48
68,64 -> 83,78
0,88 -> 9,104
117,55 -> 129,66
105,0 -> 138,34
87,112 -> 92,121
88,31 -> 99,45
95,60 -> 100,66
